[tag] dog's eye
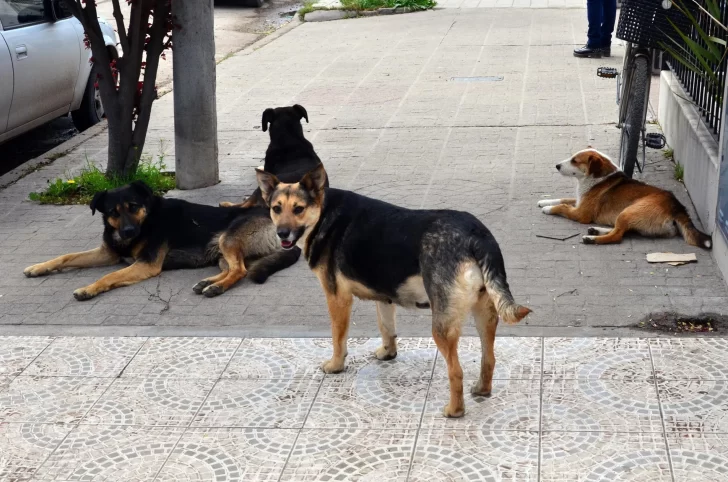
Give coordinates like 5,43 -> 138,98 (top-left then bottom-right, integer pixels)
293,206 -> 304,215
272,205 -> 282,214
570,159 -> 576,164
128,204 -> 139,214
109,210 -> 119,217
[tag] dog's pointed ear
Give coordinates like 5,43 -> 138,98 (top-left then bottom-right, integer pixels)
293,104 -> 309,124
90,190 -> 107,216
261,108 -> 275,132
256,168 -> 280,206
300,163 -> 327,195
130,180 -> 153,200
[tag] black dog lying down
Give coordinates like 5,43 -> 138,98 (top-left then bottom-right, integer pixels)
24,180 -> 299,300
220,104 -> 329,208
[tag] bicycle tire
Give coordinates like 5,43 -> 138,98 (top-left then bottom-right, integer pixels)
619,56 -> 649,178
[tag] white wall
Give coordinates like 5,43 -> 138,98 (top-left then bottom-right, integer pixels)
658,70 -> 720,234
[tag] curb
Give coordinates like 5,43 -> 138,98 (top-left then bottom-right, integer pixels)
238,17 -> 303,55
0,122 -> 108,190
0,19 -> 303,192
303,6 -> 425,21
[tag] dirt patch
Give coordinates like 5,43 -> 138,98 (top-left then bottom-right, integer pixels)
636,312 -> 728,334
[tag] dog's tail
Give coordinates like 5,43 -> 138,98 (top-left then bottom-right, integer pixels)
247,247 -> 301,284
673,201 -> 712,250
477,251 -> 532,325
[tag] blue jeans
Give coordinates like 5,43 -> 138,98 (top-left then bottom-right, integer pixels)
587,0 -> 617,48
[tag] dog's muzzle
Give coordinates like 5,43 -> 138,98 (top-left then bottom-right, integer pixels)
277,228 -> 299,250
119,225 -> 138,240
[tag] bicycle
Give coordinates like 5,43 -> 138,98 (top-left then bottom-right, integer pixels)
595,0 -> 691,178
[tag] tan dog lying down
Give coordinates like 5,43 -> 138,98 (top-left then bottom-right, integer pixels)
538,149 -> 712,249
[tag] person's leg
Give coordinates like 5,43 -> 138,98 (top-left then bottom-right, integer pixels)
587,0 -> 604,47
575,0 -> 605,57
600,0 -> 617,56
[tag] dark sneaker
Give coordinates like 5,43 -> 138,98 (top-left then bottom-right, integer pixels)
573,44 -> 602,58
601,46 -> 611,57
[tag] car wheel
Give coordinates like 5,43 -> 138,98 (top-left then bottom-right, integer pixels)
241,0 -> 263,7
71,65 -> 105,132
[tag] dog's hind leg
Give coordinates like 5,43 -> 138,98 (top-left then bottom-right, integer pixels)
471,293 -> 498,397
374,301 -> 398,361
201,236 -> 248,297
193,270 -> 229,294
247,247 -> 301,284
24,245 -> 120,278
586,226 -> 612,235
219,189 -> 263,208
432,316 -> 466,418
583,211 -> 634,245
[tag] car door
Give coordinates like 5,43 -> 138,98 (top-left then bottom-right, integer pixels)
0,29 -> 12,134
0,0 -> 80,131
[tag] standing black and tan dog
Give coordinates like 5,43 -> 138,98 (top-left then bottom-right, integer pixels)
220,104 -> 328,209
24,181 -> 299,300
256,164 -> 531,418
538,148 -> 712,248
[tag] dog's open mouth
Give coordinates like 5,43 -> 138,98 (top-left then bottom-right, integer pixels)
281,240 -> 295,249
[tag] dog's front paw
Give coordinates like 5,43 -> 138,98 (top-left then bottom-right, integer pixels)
24,264 -> 50,278
321,358 -> 345,374
374,345 -> 397,361
541,206 -> 554,215
219,201 -> 235,208
73,287 -> 96,301
582,235 -> 596,245
537,199 -> 555,208
442,403 -> 465,418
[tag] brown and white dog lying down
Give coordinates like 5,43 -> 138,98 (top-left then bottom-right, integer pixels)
537,148 -> 712,249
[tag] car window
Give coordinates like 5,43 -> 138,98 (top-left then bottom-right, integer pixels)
0,0 -> 46,29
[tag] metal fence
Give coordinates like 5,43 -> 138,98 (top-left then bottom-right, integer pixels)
666,0 -> 728,138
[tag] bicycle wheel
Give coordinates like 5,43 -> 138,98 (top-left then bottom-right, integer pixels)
618,55 -> 649,178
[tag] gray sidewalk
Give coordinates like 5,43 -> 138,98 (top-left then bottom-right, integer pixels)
0,8 -> 727,337
3,334 -> 728,481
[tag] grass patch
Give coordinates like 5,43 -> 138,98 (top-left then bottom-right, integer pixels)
29,156 -> 175,205
340,0 -> 435,9
674,161 -> 684,182
663,147 -> 674,160
216,51 -> 235,65
299,0 -> 316,19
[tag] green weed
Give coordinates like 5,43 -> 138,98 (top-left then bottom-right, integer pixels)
299,1 -> 316,19
340,0 -> 436,10
674,161 -> 685,182
29,155 -> 175,205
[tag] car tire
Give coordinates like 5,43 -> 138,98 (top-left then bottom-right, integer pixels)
241,0 -> 263,7
71,64 -> 105,132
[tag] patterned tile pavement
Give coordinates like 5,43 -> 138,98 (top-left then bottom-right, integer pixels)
2,336 -> 728,481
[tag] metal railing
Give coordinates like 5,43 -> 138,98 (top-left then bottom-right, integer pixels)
666,0 -> 728,138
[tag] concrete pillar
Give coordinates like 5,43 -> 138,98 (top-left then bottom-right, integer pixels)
172,0 -> 219,189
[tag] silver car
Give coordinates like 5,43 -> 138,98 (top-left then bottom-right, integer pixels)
0,0 -> 118,144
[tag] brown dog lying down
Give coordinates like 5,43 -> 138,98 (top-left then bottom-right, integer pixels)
538,148 -> 712,249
